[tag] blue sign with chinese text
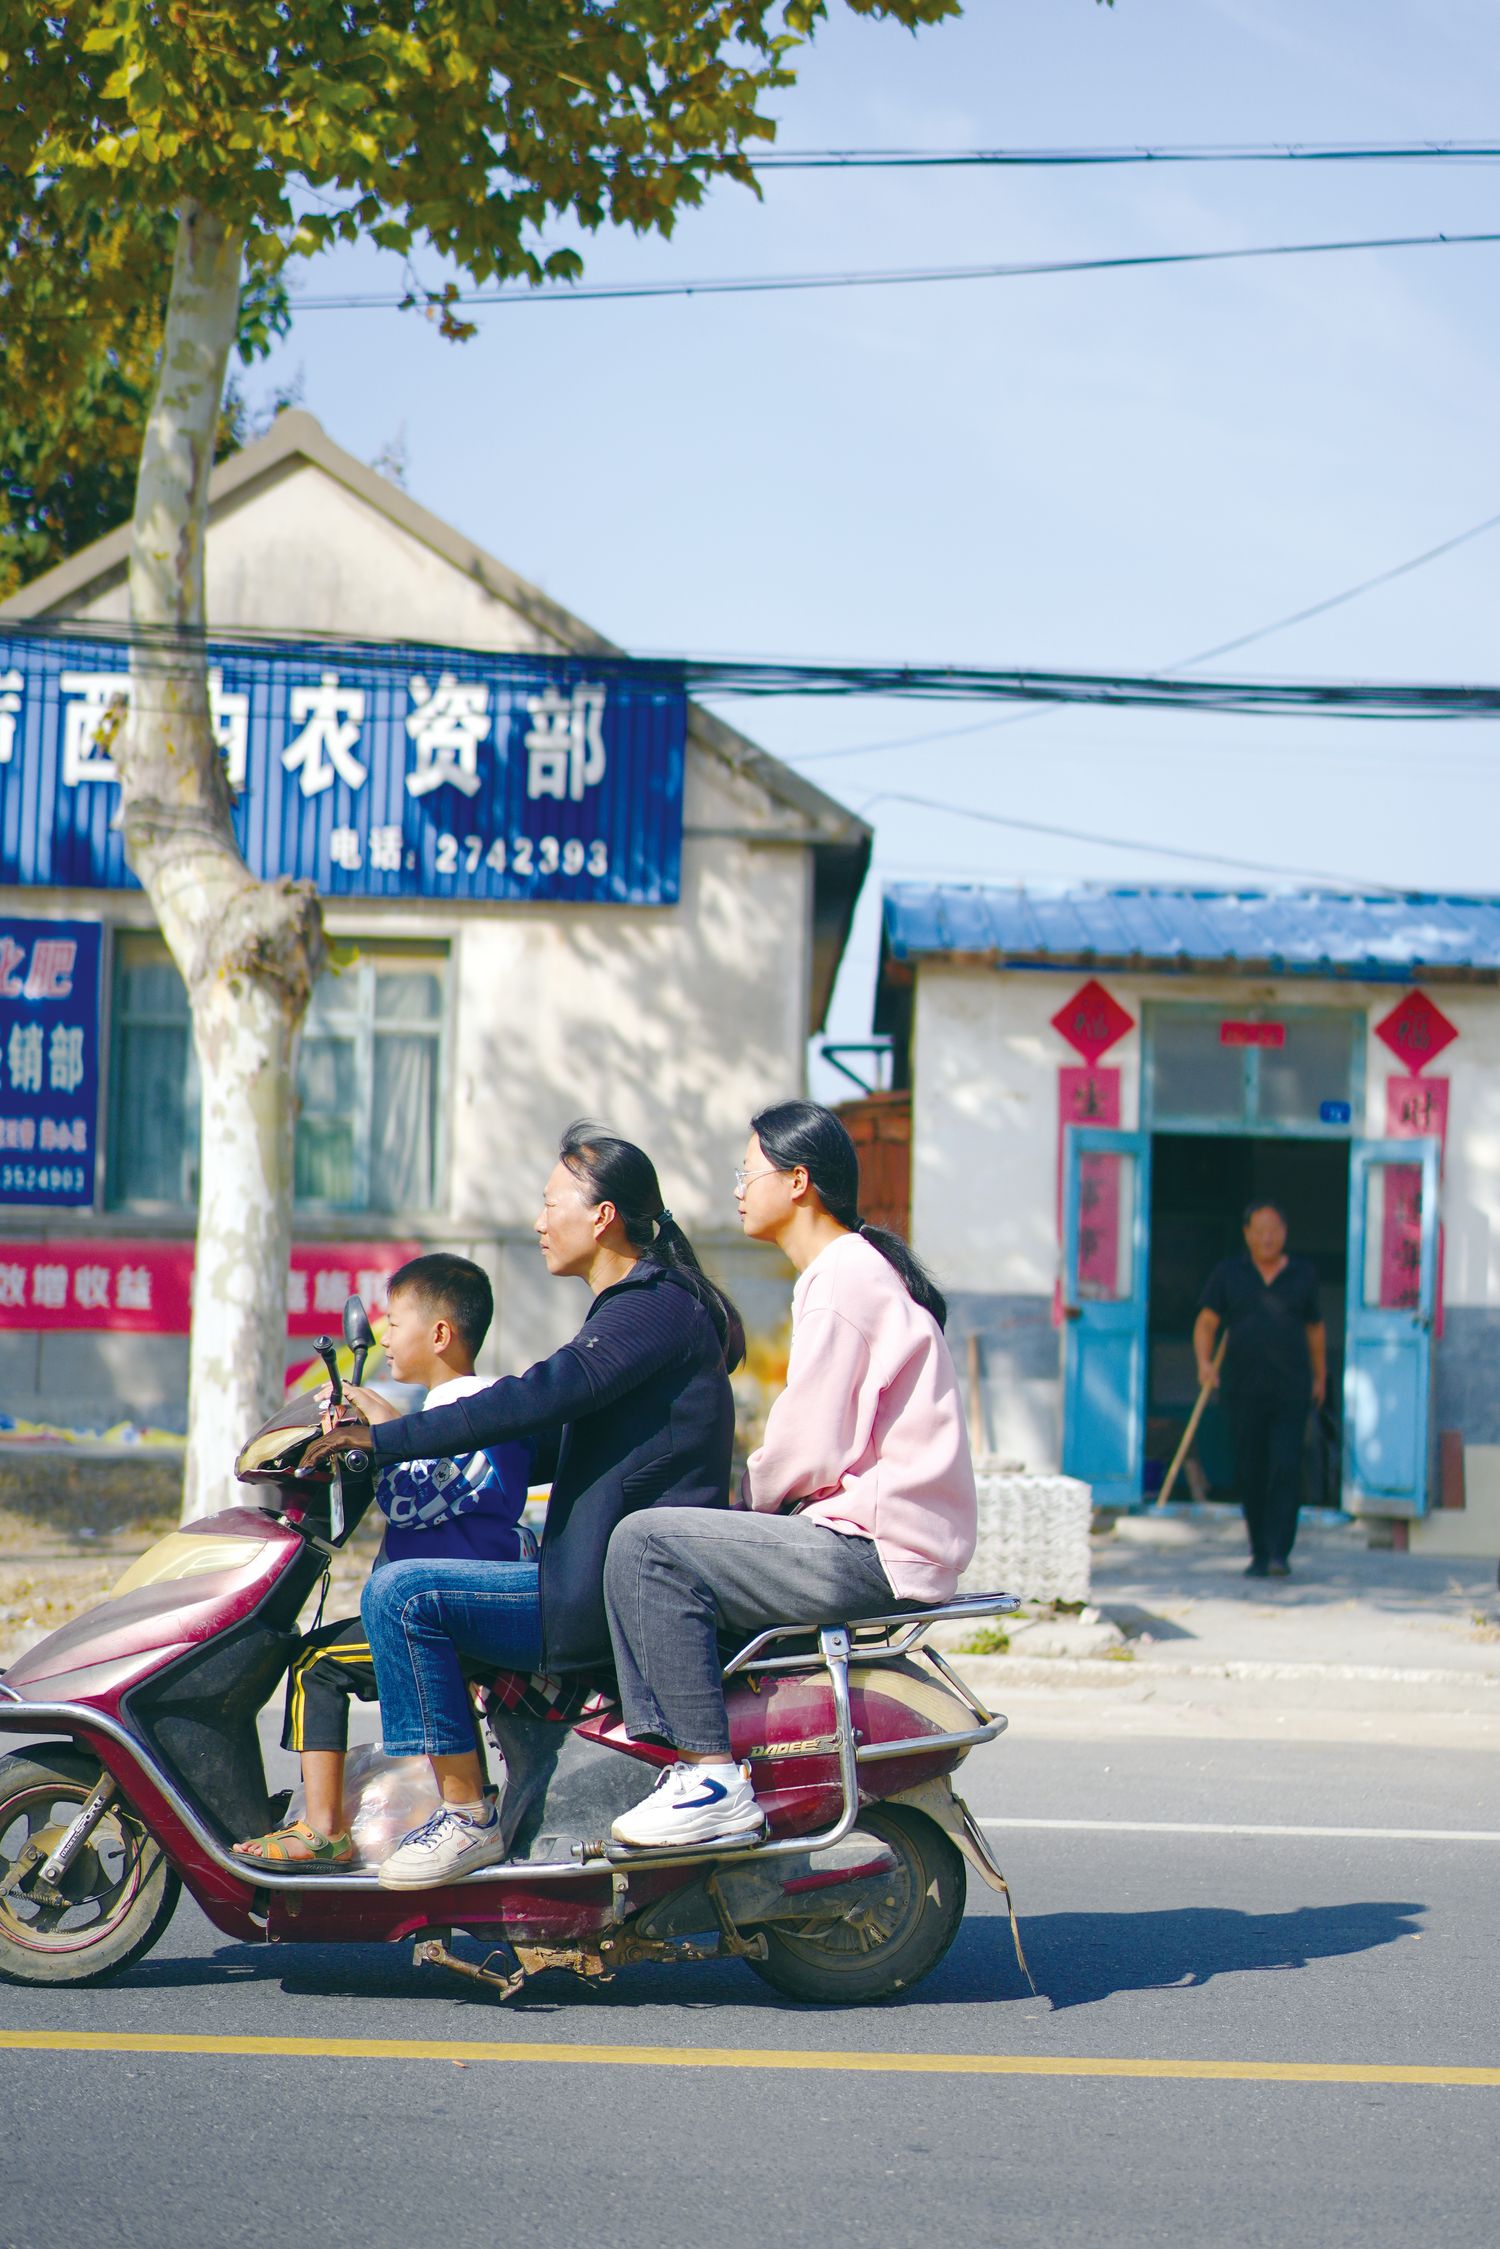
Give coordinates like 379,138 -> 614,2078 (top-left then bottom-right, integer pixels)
0,917 -> 101,1208
0,634 -> 686,905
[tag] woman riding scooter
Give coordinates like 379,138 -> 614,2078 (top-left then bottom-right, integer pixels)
300,1121 -> 742,1889
604,1099 -> 977,1852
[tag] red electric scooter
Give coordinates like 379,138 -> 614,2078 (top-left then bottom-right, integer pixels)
0,1299 -> 1023,2005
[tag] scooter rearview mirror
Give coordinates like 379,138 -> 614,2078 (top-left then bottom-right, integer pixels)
343,1294 -> 375,1387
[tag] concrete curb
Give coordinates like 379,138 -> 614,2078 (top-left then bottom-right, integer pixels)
953,1653 -> 1500,1693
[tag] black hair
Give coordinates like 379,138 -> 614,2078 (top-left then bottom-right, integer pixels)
749,1099 -> 949,1330
386,1252 -> 494,1357
1241,1199 -> 1289,1230
558,1120 -> 745,1371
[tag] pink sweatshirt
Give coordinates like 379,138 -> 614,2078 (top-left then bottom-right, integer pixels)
742,1231 -> 977,1601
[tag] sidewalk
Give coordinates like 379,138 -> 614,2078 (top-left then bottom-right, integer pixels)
4,1502 -> 1499,1748
950,1512 -> 1500,1748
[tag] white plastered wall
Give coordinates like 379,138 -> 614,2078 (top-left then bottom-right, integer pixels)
0,451 -> 829,1408
49,461 -> 556,653
908,962 -> 1500,1529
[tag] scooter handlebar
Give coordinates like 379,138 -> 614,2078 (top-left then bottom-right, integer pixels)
313,1336 -> 342,1405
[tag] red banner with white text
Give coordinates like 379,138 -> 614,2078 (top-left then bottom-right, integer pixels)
0,1239 -> 421,1335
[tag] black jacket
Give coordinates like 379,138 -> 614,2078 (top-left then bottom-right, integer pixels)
370,1260 -> 735,1671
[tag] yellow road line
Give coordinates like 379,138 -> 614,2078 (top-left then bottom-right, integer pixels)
1,2031 -> 1497,2087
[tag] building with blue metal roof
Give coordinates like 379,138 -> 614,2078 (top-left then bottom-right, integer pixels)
873,881 -> 1500,1559
879,884 -> 1500,991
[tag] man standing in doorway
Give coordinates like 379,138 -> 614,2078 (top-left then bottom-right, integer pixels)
1194,1201 -> 1327,1580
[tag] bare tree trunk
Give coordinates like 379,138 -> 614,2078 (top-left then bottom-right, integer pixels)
123,201 -> 324,1520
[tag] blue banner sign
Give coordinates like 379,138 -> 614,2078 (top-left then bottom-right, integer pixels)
0,917 -> 101,1209
0,635 -> 686,905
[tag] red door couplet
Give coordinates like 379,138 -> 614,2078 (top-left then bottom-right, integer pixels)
1055,1066 -> 1123,1325
1384,1075 -> 1450,1335
1051,982 -> 1135,1328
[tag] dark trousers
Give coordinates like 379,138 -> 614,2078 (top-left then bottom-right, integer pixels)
281,1615 -> 379,1755
1226,1394 -> 1308,1566
604,1509 -> 897,1757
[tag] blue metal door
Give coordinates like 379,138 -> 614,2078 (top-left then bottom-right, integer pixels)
1343,1136 -> 1440,1515
1061,1126 -> 1151,1502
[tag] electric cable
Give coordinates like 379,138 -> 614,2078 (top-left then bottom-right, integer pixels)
747,140 -> 1500,170
286,228 -> 1500,311
856,790 -> 1401,892
12,226 -> 1500,327
788,503 -> 1500,764
12,616 -> 1500,720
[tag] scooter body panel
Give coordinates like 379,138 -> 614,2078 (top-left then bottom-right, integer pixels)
1,1512 -> 307,1693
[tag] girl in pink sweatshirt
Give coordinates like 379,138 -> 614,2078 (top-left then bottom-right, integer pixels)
605,1100 -> 977,1851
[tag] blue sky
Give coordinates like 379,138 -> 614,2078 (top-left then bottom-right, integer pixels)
247,0 -> 1500,1077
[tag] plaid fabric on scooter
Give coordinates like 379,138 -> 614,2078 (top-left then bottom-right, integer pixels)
477,1671 -> 613,1725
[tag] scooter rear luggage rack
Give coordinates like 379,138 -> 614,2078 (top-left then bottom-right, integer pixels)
721,1590 -> 1019,1677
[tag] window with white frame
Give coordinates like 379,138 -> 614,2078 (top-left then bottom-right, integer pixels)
107,936 -> 448,1213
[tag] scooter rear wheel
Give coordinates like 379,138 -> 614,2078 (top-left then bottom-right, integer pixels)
745,1804 -> 966,2006
0,1747 -> 180,1987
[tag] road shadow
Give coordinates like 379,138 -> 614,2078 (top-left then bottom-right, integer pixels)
110,1898 -> 1423,2018
951,1898 -> 1425,2011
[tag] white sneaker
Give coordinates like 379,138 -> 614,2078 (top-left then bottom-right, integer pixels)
611,1762 -> 765,1851
377,1804 -> 507,1890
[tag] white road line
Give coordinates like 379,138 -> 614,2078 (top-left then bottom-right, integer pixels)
979,1816 -> 1500,1843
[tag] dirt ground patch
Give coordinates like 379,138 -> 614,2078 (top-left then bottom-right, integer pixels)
0,1448 -> 379,1671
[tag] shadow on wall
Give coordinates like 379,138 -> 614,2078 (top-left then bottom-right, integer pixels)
731,1314 -> 791,1474
459,869 -> 809,1470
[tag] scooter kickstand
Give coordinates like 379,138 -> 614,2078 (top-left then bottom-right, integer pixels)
705,1873 -> 768,1964
413,1932 -> 529,2002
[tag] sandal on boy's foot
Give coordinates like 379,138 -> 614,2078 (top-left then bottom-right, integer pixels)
232,1818 -> 355,1866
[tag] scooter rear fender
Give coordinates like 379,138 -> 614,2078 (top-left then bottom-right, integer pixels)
573,1656 -> 982,1838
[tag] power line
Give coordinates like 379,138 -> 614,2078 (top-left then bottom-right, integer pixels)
1168,506 -> 1500,671
15,618 -> 1500,720
687,657 -> 1500,719
749,140 -> 1500,170
858,790 -> 1398,891
18,226 -> 1500,328
789,502 -> 1500,765
286,228 -> 1500,311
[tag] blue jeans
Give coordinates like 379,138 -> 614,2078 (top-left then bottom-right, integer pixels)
360,1557 -> 543,1757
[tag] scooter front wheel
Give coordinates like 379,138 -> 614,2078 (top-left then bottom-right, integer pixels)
0,1747 -> 180,1986
745,1804 -> 965,2006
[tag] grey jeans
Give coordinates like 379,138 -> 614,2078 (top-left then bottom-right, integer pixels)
604,1507 -> 897,1757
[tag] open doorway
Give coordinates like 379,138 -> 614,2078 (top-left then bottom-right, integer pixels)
1145,1133 -> 1349,1506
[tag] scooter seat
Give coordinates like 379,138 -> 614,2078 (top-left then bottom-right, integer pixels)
473,1665 -> 614,1726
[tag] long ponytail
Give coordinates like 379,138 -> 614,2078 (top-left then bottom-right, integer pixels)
558,1120 -> 746,1370
749,1100 -> 948,1329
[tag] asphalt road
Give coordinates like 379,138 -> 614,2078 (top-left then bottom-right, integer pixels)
3,1730 -> 1497,2249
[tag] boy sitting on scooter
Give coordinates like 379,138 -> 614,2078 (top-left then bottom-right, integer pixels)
234,1253 -> 533,1868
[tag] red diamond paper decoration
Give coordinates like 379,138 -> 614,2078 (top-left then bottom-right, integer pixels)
1374,989 -> 1458,1075
1051,979 -> 1135,1065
